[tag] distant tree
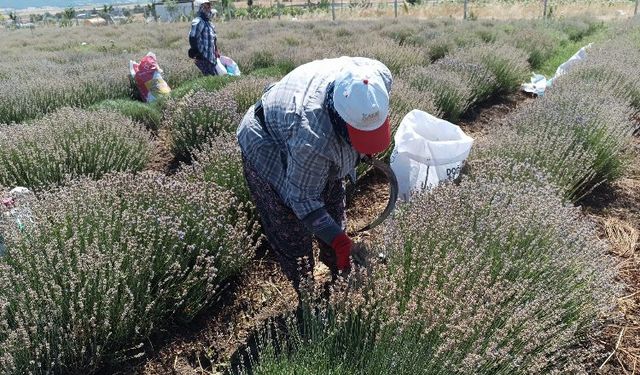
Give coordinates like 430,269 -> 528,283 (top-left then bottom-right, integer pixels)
63,7 -> 76,20
29,14 -> 44,23
8,11 -> 18,24
61,7 -> 76,27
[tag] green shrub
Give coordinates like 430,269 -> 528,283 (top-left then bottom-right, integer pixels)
409,66 -> 474,122
356,38 -> 428,75
90,99 -> 162,131
0,62 -> 132,124
555,18 -> 603,42
0,171 -> 258,374
0,108 -> 152,190
184,133 -> 261,239
242,177 -> 616,374
424,37 -> 454,62
164,90 -> 240,161
249,64 -> 292,78
248,50 -> 276,70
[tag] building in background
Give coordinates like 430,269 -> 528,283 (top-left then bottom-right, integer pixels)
153,1 -> 196,22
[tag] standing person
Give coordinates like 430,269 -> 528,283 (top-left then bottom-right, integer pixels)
189,0 -> 221,76
237,57 -> 393,291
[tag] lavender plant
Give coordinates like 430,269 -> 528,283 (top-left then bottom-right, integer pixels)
243,177 -> 616,374
225,77 -> 278,115
503,26 -> 564,70
164,89 -> 240,161
557,42 -> 640,110
434,56 -> 498,103
477,83 -> 635,202
186,132 -> 250,208
0,171 -> 258,374
408,66 -> 474,122
453,43 -> 530,97
0,108 -> 153,190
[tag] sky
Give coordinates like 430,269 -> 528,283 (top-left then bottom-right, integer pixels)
0,0 -> 149,11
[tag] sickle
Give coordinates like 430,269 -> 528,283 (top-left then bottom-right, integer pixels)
351,156 -> 399,234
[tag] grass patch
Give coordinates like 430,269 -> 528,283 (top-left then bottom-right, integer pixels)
538,25 -> 609,77
170,75 -> 235,100
90,99 -> 162,131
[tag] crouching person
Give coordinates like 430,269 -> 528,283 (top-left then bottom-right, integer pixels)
236,57 -> 393,291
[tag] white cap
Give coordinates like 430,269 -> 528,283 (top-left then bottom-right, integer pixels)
194,0 -> 211,7
333,68 -> 389,131
333,68 -> 391,154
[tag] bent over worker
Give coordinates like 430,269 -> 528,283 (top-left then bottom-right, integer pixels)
237,57 -> 393,290
189,0 -> 220,76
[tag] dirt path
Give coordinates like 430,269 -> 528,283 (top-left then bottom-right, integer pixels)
583,137 -> 640,374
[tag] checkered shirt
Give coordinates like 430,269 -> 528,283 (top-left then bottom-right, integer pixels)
237,57 -> 393,220
189,15 -> 217,64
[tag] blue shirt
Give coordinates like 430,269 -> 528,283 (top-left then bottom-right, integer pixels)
189,14 -> 217,64
237,57 -> 393,221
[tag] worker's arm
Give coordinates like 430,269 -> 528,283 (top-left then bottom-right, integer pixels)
285,113 -> 352,270
188,19 -> 203,60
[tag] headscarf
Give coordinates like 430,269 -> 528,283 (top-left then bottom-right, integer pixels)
325,81 -> 351,146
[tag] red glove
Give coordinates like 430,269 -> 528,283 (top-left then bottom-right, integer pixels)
331,232 -> 352,271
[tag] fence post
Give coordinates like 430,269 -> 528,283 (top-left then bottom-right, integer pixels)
463,0 -> 468,20
277,0 -> 281,19
635,0 -> 639,16
543,0 -> 548,18
394,0 -> 398,17
332,0 -> 336,20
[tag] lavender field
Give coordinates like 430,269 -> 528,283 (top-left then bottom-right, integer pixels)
0,13 -> 639,374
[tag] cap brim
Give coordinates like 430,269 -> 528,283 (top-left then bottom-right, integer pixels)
346,117 -> 391,155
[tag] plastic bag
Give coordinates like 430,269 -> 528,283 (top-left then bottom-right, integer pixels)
129,52 -> 171,103
215,58 -> 228,76
220,55 -> 241,76
390,110 -> 474,201
522,73 -> 548,96
553,43 -> 591,79
0,187 -> 34,256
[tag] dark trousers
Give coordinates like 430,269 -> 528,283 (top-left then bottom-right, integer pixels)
242,156 -> 346,290
194,59 -> 218,76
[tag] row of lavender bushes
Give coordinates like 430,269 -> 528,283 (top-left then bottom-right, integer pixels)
0,79 -> 267,373
0,17 -> 602,124
0,171 -> 259,373
236,22 -> 639,374
0,16 -> 614,373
